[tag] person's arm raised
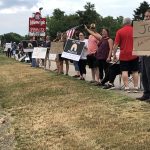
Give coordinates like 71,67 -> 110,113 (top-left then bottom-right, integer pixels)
84,25 -> 102,40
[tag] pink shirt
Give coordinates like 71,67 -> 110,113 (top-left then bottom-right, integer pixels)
88,34 -> 99,55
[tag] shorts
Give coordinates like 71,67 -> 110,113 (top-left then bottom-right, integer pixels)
120,58 -> 139,72
87,54 -> 97,69
58,54 -> 68,61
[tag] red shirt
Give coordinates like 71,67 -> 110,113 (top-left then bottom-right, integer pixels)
114,25 -> 137,61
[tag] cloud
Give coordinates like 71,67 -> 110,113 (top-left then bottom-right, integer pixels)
0,0 -> 39,13
0,0 -> 37,9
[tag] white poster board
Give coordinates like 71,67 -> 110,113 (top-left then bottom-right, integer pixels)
5,43 -> 12,48
61,39 -> 85,61
4,43 -> 12,51
23,49 -> 34,52
32,47 -> 47,59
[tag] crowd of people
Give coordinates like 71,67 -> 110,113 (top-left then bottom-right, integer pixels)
50,9 -> 150,102
4,42 -> 22,58
3,9 -> 150,102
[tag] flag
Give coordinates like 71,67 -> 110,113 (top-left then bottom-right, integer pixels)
66,24 -> 83,39
66,28 -> 76,39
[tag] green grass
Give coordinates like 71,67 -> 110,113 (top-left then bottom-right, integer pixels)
0,55 -> 150,150
0,47 -> 3,53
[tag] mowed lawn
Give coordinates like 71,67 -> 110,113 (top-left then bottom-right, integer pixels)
0,55 -> 150,150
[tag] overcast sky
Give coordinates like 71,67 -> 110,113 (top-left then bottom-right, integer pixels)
0,0 -> 146,36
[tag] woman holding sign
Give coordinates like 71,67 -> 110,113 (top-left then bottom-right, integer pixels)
78,32 -> 88,80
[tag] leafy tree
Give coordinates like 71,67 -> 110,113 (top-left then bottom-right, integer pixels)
76,2 -> 102,25
52,8 -> 65,20
96,16 -> 123,39
133,1 -> 150,20
0,32 -> 24,45
46,9 -> 80,39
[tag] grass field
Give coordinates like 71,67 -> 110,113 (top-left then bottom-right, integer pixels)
0,55 -> 150,150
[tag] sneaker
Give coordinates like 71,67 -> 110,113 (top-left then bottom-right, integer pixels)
133,87 -> 139,93
124,87 -> 130,93
72,75 -> 80,78
103,83 -> 115,90
79,77 -> 85,80
94,82 -> 101,86
89,80 -> 97,83
59,72 -> 64,75
53,69 -> 58,72
136,95 -> 150,101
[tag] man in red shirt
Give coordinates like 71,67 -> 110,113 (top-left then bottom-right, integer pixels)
113,18 -> 139,92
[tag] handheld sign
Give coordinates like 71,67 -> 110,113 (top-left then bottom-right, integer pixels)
61,39 -> 85,61
4,43 -> 12,51
32,47 -> 47,59
50,42 -> 64,54
133,21 -> 150,56
22,40 -> 38,52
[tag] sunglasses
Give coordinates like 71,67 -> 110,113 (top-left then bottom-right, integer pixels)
79,35 -> 84,36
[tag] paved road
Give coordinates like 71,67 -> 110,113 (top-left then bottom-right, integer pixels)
44,61 -> 143,99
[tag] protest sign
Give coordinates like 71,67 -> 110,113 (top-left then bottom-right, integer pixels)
5,43 -> 12,48
133,21 -> 150,55
32,47 -> 47,59
61,39 -> 85,61
49,54 -> 57,60
50,42 -> 64,54
22,40 -> 38,52
4,43 -> 12,51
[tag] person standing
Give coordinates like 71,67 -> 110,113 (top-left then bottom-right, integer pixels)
85,23 -> 100,83
113,18 -> 139,93
136,9 -> 150,101
95,28 -> 113,86
42,35 -> 51,69
78,32 -> 88,80
85,25 -> 113,85
12,42 -> 17,58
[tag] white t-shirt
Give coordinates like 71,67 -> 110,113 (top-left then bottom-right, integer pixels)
80,39 -> 88,60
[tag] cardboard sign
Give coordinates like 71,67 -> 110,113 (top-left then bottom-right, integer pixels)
49,54 -> 57,60
133,21 -> 150,55
61,39 -> 85,61
50,42 -> 64,54
32,47 -> 47,59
